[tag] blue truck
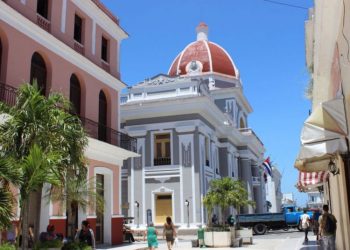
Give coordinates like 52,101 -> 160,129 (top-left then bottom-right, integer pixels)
236,205 -> 314,235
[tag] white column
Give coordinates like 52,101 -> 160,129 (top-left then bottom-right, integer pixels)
60,0 -> 67,33
39,184 -> 51,233
92,20 -> 96,55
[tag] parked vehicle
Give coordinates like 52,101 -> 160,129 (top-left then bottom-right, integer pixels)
236,205 -> 314,235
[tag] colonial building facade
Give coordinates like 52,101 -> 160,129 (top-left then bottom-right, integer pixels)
265,167 -> 282,213
295,2 -> 350,248
0,0 -> 137,245
121,23 -> 266,228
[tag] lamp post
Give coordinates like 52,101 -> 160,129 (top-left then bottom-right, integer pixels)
185,199 -> 190,228
134,201 -> 140,228
328,158 -> 339,175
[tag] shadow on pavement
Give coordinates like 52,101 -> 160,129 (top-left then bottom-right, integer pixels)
262,230 -> 302,235
299,240 -> 322,250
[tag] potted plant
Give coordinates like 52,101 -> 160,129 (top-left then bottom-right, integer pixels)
203,177 -> 254,247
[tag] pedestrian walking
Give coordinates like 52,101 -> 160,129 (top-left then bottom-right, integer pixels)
144,222 -> 158,250
300,209 -> 310,242
319,204 -> 337,250
312,210 -> 321,242
163,216 -> 177,250
75,220 -> 96,250
6,222 -> 17,245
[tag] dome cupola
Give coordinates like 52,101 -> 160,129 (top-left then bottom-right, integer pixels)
168,23 -> 239,78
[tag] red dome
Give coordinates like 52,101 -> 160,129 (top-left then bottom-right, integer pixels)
168,24 -> 238,78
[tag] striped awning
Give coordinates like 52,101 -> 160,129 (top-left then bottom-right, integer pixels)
297,171 -> 329,191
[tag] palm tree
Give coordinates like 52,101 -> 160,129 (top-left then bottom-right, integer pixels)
0,83 -> 88,249
203,177 -> 255,227
0,158 -> 21,230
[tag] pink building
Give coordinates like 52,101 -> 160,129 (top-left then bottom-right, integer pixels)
0,0 -> 137,245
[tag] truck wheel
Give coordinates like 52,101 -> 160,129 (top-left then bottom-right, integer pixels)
253,223 -> 267,235
297,222 -> 303,231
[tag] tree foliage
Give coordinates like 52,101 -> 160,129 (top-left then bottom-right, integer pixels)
0,83 -> 88,249
203,177 -> 255,226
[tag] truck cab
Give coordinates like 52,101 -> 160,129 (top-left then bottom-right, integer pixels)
283,205 -> 301,226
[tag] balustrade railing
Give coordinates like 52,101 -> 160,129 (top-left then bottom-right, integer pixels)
154,157 -> 171,166
101,60 -> 110,73
0,83 -> 136,152
36,14 -> 50,32
0,82 -> 16,106
74,41 -> 85,55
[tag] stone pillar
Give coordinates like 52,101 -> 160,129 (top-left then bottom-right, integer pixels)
239,158 -> 253,214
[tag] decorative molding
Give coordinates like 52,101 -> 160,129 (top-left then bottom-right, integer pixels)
111,214 -> 125,218
50,216 -> 67,220
71,0 -> 127,41
175,125 -> 196,133
86,215 -> 97,219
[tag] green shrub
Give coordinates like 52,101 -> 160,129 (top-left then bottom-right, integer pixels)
33,239 -> 63,249
205,225 -> 230,232
0,243 -> 16,250
61,241 -> 92,250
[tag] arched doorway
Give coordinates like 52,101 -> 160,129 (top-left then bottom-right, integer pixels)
98,90 -> 107,142
69,74 -> 81,116
30,52 -> 47,96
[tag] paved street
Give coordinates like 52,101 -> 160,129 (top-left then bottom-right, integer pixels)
98,229 -> 322,250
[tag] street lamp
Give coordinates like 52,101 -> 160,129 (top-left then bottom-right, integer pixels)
134,201 -> 140,228
185,200 -> 190,228
328,159 -> 339,176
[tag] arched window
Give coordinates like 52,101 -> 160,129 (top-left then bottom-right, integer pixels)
69,74 -> 81,115
98,90 -> 107,142
30,52 -> 47,96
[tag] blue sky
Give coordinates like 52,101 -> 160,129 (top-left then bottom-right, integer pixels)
102,0 -> 314,206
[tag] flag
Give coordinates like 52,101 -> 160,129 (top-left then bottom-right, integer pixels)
263,157 -> 273,177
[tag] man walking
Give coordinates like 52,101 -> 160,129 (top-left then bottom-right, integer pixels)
319,204 -> 337,250
300,209 -> 310,242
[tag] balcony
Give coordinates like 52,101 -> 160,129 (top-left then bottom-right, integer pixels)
0,82 -> 16,106
101,60 -> 110,73
73,41 -> 85,55
239,128 -> 264,147
0,82 -> 136,152
36,14 -> 50,32
252,176 -> 261,186
79,116 -> 136,152
154,157 -> 171,166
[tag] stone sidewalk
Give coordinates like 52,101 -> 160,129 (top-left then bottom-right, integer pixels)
98,234 -> 322,250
